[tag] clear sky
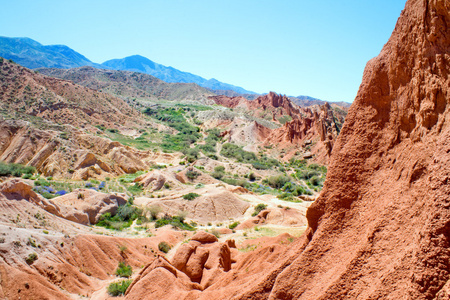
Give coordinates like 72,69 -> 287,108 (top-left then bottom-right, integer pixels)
1,0 -> 407,103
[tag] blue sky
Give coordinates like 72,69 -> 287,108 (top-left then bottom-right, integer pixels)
1,0 -> 406,102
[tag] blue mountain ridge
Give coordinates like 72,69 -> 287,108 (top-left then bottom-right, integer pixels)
0,36 -> 255,95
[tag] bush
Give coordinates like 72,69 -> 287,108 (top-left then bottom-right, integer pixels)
267,175 -> 290,189
148,205 -> 162,220
26,253 -> 38,265
0,161 -> 35,177
107,279 -> 132,296
221,177 -> 248,188
252,203 -> 268,216
155,215 -> 196,231
214,166 -> 225,172
248,173 -> 256,181
158,241 -> 171,253
229,221 -> 240,230
34,179 -> 50,186
183,193 -> 200,200
96,204 -> 146,230
183,148 -> 200,163
185,169 -> 200,180
115,262 -> 132,278
309,176 -> 322,186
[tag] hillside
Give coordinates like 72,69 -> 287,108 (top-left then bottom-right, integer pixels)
37,66 -> 216,104
0,58 -> 136,130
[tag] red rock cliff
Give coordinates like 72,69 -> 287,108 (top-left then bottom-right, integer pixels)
267,0 -> 450,298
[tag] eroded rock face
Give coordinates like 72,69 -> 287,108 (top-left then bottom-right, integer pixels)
0,180 -> 126,225
126,231 -> 234,298
210,93 -> 344,163
267,0 -> 450,299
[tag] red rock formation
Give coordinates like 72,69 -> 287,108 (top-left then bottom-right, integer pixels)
266,0 -> 450,298
210,91 -> 306,121
266,102 -> 341,163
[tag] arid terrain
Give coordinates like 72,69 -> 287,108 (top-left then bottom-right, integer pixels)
0,0 -> 449,299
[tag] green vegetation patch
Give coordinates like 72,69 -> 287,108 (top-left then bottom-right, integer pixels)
0,161 -> 35,177
158,241 -> 171,253
97,204 -> 146,231
107,279 -> 132,296
183,193 -> 200,200
252,203 -> 268,217
115,262 -> 132,278
155,215 -> 196,231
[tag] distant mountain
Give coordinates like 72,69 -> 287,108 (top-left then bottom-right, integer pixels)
102,55 -> 254,95
0,36 -> 343,102
0,36 -> 102,69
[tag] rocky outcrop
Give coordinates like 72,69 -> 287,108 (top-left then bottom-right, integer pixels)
0,120 -> 180,179
210,92 -> 345,163
210,92 -> 305,121
265,102 -> 342,163
0,180 -> 126,225
126,231 -> 234,298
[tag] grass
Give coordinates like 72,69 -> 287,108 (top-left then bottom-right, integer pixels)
107,279 -> 132,296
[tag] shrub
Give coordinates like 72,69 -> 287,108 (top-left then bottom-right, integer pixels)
229,221 -> 240,230
107,279 -> 132,296
183,193 -> 200,200
252,203 -> 268,216
267,175 -> 290,189
155,215 -> 196,231
211,229 -> 220,238
310,176 -> 322,186
183,148 -> 200,163
0,161 -> 35,177
115,262 -> 132,278
26,253 -> 38,265
158,241 -> 171,253
185,169 -> 200,180
34,179 -> 50,187
221,177 -> 248,188
117,204 -> 142,221
148,205 -> 162,220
